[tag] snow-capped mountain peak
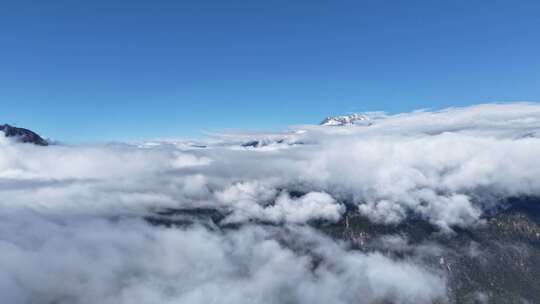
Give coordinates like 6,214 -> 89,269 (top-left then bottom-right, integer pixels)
320,113 -> 371,126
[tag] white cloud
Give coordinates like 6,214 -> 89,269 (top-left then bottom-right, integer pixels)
172,153 -> 213,168
2,103 -> 540,302
3,104 -> 540,226
0,210 -> 445,304
217,188 -> 344,224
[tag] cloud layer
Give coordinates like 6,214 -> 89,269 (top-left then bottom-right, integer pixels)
1,103 -> 540,303
0,212 -> 445,304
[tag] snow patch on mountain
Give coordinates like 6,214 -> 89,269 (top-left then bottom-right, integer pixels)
320,113 -> 373,126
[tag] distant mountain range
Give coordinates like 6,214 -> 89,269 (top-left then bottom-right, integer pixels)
0,114 -> 369,148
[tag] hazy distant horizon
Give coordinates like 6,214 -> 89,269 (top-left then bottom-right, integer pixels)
5,101 -> 540,143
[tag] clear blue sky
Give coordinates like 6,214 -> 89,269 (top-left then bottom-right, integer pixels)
1,0 -> 539,141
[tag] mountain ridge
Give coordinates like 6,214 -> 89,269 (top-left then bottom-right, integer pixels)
0,124 -> 48,146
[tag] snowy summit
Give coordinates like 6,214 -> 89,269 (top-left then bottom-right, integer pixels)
320,113 -> 371,126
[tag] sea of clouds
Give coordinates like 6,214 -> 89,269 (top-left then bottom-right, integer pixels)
1,103 -> 540,303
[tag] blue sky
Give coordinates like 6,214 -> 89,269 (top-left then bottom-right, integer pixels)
1,0 -> 539,142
